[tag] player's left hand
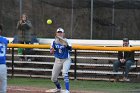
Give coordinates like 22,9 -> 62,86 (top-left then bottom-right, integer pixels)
50,48 -> 55,54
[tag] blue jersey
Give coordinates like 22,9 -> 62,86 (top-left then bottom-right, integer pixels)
0,36 -> 8,64
51,39 -> 72,59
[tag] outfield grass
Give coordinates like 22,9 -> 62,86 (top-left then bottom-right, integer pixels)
8,77 -> 140,93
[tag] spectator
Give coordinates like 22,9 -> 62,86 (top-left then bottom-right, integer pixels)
17,13 -> 32,44
113,38 -> 135,81
0,24 -> 9,93
12,34 -> 39,61
16,13 -> 32,61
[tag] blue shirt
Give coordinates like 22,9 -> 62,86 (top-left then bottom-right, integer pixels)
51,39 -> 72,59
0,36 -> 9,64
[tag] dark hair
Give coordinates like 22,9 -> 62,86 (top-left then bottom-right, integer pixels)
0,24 -> 2,31
123,38 -> 129,42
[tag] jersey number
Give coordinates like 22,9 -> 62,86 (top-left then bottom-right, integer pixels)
0,43 -> 6,57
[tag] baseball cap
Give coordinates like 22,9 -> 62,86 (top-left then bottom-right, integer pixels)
57,28 -> 64,33
123,38 -> 129,42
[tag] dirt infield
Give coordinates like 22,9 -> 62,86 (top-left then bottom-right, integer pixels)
7,86 -> 104,93
8,86 -> 47,93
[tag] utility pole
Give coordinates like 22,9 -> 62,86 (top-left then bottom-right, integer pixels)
20,0 -> 23,17
112,0 -> 115,39
71,0 -> 74,38
90,0 -> 93,39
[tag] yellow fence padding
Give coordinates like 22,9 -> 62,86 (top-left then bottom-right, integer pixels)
8,44 -> 50,49
8,44 -> 140,51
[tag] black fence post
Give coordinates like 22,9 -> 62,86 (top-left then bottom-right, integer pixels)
11,48 -> 14,78
74,49 -> 77,80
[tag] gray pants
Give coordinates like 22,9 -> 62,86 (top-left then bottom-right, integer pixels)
113,60 -> 134,78
0,65 -> 7,93
51,58 -> 71,82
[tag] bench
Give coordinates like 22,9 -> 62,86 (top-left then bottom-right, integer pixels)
6,48 -> 140,81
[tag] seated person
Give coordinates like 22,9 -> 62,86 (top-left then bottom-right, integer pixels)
12,34 -> 39,61
113,38 -> 135,81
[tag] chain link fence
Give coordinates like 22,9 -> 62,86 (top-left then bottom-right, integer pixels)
1,0 -> 140,39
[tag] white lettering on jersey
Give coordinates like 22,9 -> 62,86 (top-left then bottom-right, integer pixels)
55,45 -> 65,53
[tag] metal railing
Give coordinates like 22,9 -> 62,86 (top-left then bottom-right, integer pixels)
7,46 -> 140,80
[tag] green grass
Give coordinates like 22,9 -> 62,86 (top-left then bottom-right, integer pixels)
8,77 -> 140,93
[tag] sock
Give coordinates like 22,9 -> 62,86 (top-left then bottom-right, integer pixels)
54,81 -> 61,89
64,76 -> 69,91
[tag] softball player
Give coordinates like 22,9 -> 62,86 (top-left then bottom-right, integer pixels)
50,28 -> 72,93
0,25 -> 9,93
